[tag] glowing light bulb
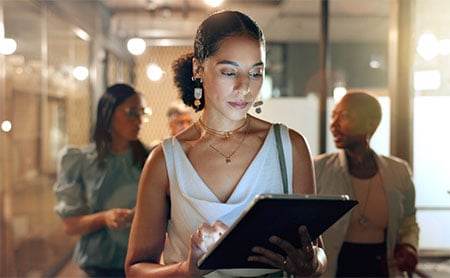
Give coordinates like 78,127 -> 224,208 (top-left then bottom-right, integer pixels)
127,37 -> 146,55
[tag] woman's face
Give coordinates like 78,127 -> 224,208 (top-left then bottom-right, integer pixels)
329,96 -> 369,149
110,94 -> 148,143
200,35 -> 265,120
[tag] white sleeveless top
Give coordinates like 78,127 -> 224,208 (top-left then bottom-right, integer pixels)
161,124 -> 293,277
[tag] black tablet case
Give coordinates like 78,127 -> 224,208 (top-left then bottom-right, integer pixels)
197,194 -> 358,269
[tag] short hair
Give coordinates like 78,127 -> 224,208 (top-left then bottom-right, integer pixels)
343,91 -> 382,133
166,102 -> 193,121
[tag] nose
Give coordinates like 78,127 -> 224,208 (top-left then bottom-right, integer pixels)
234,76 -> 250,96
329,115 -> 338,131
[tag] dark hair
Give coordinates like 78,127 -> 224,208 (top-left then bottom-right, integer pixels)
344,91 -> 382,134
93,83 -> 149,168
172,10 -> 265,111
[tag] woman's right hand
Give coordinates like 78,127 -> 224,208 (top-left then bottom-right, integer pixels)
104,208 -> 134,230
180,221 -> 228,276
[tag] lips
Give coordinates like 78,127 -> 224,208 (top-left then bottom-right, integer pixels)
228,101 -> 249,109
332,131 -> 344,143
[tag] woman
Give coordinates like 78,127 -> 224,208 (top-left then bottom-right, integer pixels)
314,91 -> 419,277
54,83 -> 151,277
125,10 -> 326,277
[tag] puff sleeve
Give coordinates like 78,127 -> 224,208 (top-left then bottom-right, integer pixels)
53,146 -> 90,218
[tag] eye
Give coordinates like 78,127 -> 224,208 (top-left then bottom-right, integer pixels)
249,67 -> 264,78
221,71 -> 236,77
249,71 -> 263,78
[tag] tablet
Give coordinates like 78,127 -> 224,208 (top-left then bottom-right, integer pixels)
197,194 -> 358,269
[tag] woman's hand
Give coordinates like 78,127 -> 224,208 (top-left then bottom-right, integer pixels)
104,208 -> 134,230
394,244 -> 418,273
196,221 -> 228,252
248,225 -> 326,276
179,221 -> 228,276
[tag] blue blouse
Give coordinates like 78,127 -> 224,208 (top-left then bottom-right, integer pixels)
53,143 -> 142,270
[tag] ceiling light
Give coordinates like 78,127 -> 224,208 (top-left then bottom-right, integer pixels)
1,120 -> 12,133
203,0 -> 224,8
73,66 -> 89,81
417,32 -> 438,61
146,64 -> 163,81
73,27 -> 90,41
0,38 -> 17,55
127,37 -> 146,56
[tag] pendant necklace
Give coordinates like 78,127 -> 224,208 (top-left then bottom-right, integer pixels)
199,118 -> 250,165
354,172 -> 380,228
198,117 -> 248,139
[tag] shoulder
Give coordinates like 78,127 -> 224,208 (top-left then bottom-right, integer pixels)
59,143 -> 95,163
378,154 -> 412,173
56,144 -> 97,179
314,152 -> 339,164
58,143 -> 98,169
313,152 -> 341,172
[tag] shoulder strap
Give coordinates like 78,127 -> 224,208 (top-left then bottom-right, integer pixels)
274,123 -> 288,194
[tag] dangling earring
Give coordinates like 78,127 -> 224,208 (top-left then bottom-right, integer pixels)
253,99 -> 263,114
193,77 -> 202,111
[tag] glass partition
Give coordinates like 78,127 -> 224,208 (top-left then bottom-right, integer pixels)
413,0 -> 450,250
0,0 -> 91,276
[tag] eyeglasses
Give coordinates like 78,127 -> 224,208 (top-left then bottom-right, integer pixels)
123,107 -> 152,122
174,119 -> 193,125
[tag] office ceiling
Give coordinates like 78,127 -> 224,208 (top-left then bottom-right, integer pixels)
100,0 -> 390,44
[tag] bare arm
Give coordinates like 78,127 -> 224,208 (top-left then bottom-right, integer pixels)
289,129 -> 316,195
62,208 -> 133,236
125,145 -> 209,277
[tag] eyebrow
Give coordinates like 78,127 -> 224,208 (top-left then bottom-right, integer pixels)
216,60 -> 264,68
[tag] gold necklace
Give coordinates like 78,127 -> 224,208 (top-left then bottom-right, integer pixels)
198,117 -> 248,139
207,118 -> 250,164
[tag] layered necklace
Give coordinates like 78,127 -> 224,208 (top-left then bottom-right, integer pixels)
197,117 -> 250,164
198,117 -> 249,139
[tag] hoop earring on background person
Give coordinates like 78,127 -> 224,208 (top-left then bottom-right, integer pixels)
193,77 -> 203,111
253,99 -> 263,114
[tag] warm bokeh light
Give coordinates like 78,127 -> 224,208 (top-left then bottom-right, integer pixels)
333,86 -> 347,102
417,32 -> 438,61
146,63 -> 163,81
72,66 -> 89,81
0,38 -> 17,55
203,0 -> 224,8
127,37 -> 146,55
1,120 -> 12,132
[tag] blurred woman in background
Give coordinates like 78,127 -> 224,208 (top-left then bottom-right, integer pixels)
54,83 -> 151,277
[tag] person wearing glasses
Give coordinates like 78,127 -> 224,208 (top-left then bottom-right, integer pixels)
166,101 -> 194,136
53,83 -> 152,277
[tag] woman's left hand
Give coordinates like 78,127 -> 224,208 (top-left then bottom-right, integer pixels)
248,225 -> 326,276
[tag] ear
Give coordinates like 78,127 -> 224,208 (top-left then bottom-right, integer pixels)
192,58 -> 203,78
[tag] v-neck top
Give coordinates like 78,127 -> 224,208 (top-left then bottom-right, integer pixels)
161,124 -> 292,276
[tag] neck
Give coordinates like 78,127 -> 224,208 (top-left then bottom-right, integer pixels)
111,136 -> 131,153
345,148 -> 378,178
198,116 -> 248,138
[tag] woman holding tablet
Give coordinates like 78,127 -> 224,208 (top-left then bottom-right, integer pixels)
125,10 -> 326,277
